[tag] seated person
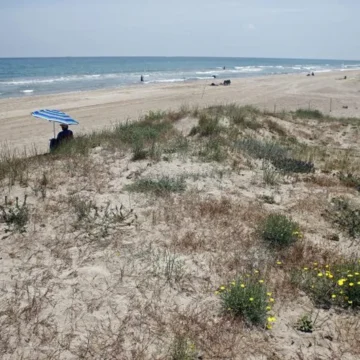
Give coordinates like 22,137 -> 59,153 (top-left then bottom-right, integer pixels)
50,124 -> 74,151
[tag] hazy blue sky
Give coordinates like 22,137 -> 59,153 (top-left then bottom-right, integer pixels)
0,0 -> 359,59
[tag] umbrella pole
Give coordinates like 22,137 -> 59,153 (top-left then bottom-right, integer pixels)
53,122 -> 56,139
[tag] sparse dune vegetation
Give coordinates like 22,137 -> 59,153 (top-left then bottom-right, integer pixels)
1,104 -> 360,359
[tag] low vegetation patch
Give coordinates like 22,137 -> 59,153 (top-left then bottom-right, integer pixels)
125,176 -> 186,195
294,109 -> 324,120
326,198 -> 360,238
238,138 -> 315,174
293,261 -> 360,309
339,172 -> 360,192
216,274 -> 275,328
259,214 -> 301,248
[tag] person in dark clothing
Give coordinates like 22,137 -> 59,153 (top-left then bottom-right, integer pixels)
57,124 -> 73,142
50,124 -> 73,151
140,75 -> 144,82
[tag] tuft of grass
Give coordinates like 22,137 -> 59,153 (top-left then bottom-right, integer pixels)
264,119 -> 287,137
190,113 -> 222,137
259,214 -> 300,248
325,198 -> 360,238
216,275 -> 274,327
262,162 -> 279,186
237,138 -> 288,162
170,335 -> 197,360
294,109 -> 324,120
143,110 -> 166,122
272,157 -> 315,174
339,173 -> 360,192
125,176 -> 186,195
0,195 -> 29,233
198,137 -> 227,162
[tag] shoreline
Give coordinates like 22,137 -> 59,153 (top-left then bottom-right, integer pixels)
1,70 -> 360,153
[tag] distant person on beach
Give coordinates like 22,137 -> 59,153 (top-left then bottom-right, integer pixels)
140,75 -> 144,82
50,124 -> 73,151
212,75 -> 217,79
311,72 -> 315,76
223,66 -> 226,70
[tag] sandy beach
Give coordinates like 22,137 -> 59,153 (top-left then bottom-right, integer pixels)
1,70 -> 360,153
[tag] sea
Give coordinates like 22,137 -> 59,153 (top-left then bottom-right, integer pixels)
0,57 -> 359,99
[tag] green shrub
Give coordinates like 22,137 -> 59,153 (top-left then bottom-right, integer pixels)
259,214 -> 300,248
216,275 -> 274,327
295,109 -> 324,120
125,176 -> 186,195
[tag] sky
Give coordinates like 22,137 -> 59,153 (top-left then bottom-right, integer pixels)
0,0 -> 359,59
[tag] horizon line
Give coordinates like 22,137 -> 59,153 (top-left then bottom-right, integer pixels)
0,55 -> 359,62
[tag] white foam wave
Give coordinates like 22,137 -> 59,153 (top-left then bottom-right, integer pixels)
232,67 -> 263,73
21,90 -> 34,93
2,73 -> 126,86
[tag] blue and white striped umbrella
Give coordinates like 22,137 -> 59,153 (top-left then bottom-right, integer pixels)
31,109 -> 79,138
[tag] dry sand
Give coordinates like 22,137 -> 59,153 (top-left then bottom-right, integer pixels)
1,70 -> 360,153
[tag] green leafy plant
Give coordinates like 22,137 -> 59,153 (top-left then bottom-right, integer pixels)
296,314 -> 314,333
259,214 -> 300,248
0,195 -> 29,233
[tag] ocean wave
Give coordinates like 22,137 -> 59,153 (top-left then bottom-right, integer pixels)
21,90 -> 34,93
1,73 -> 130,86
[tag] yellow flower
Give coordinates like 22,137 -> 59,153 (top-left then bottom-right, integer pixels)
214,291 -> 219,295
331,294 -> 337,299
347,274 -> 353,278
267,292 -> 272,296
266,306 -> 271,311
259,280 -> 264,284
349,283 -> 354,287
254,270 -> 259,274
317,273 -> 323,277
328,274 -> 334,279
241,284 -> 245,288
313,262 -> 318,266
276,261 -> 282,265
325,265 -> 329,268
340,290 -> 344,294
220,286 -> 226,290
303,267 -> 308,271
337,279 -> 346,286
355,272 -> 359,275
269,298 -> 275,303
348,301 -> 353,305
293,231 -> 299,235
357,282 -> 360,285
231,281 -> 236,286
266,324 -> 273,330
249,298 -> 254,302
267,316 -> 276,323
